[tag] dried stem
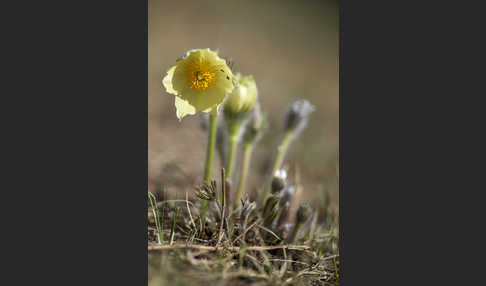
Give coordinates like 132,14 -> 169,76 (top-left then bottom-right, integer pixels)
217,168 -> 226,246
261,129 -> 294,205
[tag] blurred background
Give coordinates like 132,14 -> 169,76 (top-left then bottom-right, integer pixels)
149,0 -> 339,211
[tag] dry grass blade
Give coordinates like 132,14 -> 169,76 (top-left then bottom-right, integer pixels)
256,224 -> 281,241
185,191 -> 196,230
148,192 -> 163,243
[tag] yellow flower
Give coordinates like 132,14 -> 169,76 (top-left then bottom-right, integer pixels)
163,48 -> 235,120
223,73 -> 258,118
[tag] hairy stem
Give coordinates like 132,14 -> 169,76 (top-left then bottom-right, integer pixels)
261,130 -> 294,205
234,143 -> 253,208
204,114 -> 218,183
226,135 -> 239,178
200,114 -> 217,218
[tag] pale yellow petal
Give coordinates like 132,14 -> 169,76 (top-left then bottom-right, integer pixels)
162,65 -> 178,95
174,96 -> 196,120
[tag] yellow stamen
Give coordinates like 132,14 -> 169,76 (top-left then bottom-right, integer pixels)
187,60 -> 217,92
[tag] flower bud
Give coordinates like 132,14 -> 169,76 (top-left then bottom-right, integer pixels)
277,185 -> 294,232
278,184 -> 295,207
271,169 -> 287,194
240,194 -> 256,231
296,202 -> 312,224
271,177 -> 285,194
240,194 -> 256,220
284,99 -> 315,134
223,73 -> 258,119
286,203 -> 312,244
276,201 -> 291,231
262,195 -> 279,222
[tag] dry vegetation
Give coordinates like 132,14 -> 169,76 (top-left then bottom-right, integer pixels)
148,165 -> 339,285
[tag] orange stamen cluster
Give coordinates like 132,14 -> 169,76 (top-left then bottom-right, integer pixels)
187,61 -> 217,91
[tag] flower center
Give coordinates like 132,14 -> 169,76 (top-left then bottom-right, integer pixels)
188,70 -> 216,91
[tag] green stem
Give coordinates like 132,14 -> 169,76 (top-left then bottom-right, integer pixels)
261,130 -> 294,205
200,114 -> 217,218
204,114 -> 217,184
226,134 -> 239,178
234,143 -> 253,208
225,117 -> 244,179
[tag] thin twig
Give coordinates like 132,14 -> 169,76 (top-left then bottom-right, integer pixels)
279,247 -> 288,278
148,244 -> 311,252
217,168 -> 226,246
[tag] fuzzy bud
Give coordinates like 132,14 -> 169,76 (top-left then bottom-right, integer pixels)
262,195 -> 279,222
240,194 -> 256,231
271,169 -> 287,194
279,184 -> 295,207
240,194 -> 256,220
223,73 -> 258,119
271,177 -> 285,194
286,203 -> 312,244
284,99 -> 315,134
296,202 -> 312,224
276,201 -> 291,231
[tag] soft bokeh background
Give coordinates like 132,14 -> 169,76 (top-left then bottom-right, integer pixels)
149,0 -> 339,209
